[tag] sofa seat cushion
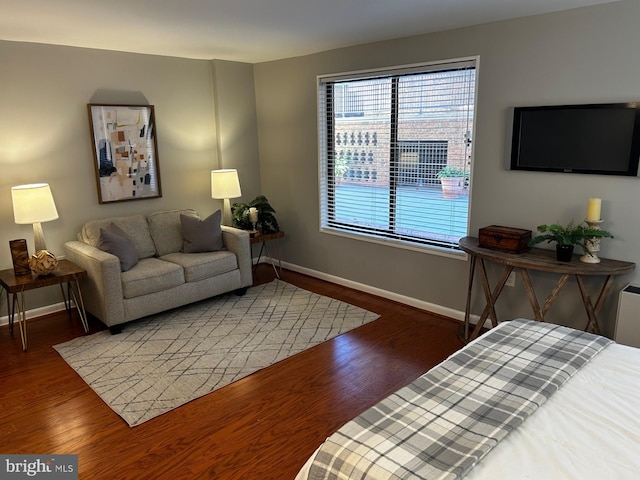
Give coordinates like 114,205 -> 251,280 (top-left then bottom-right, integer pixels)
161,251 -> 238,283
121,257 -> 185,299
81,214 -> 156,259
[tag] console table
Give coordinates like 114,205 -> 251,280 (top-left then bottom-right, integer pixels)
458,236 -> 635,342
0,259 -> 89,351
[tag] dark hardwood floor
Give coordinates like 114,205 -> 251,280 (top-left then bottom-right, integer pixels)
0,265 -> 464,479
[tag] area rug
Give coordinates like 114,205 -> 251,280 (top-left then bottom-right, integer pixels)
54,279 -> 379,427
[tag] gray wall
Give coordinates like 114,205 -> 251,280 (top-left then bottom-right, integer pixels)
2,1 -> 638,337
253,0 -> 640,336
0,42 -> 260,315
212,59 -> 261,195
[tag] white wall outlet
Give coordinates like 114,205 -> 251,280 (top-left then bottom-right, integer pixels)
506,271 -> 516,287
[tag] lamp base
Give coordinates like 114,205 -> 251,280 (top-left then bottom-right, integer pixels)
222,198 -> 233,226
33,222 -> 47,253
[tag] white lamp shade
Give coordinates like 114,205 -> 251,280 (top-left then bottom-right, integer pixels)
211,169 -> 241,199
11,183 -> 59,224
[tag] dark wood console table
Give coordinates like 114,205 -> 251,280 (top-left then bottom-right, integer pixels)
458,236 -> 635,342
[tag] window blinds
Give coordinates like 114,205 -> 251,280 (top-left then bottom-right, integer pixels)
318,58 -> 477,252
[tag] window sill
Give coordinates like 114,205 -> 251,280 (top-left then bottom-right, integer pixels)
320,227 -> 468,261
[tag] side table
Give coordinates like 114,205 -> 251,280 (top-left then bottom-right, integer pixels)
0,259 -> 90,351
250,231 -> 284,279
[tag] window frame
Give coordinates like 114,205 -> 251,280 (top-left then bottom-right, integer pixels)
317,57 -> 479,258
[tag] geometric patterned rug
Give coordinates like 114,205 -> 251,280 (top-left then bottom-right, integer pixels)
53,279 -> 379,426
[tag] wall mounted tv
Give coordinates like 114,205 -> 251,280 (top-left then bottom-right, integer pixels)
509,102 -> 640,176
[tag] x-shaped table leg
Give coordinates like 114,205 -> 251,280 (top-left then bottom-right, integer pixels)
576,274 -> 614,335
518,270 -> 571,322
467,259 -> 513,341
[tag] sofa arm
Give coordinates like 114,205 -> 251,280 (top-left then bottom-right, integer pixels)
63,240 -> 126,327
221,226 -> 252,287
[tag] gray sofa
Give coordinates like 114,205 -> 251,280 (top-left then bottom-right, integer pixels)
64,208 -> 252,333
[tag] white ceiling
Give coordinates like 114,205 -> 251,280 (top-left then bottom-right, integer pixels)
0,0 -> 619,63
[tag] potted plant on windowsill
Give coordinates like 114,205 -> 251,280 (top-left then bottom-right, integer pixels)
436,165 -> 468,198
528,221 -> 613,262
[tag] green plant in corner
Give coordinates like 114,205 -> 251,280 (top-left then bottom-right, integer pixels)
529,221 -> 613,255
231,195 -> 280,233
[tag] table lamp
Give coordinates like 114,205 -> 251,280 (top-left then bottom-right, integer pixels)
211,169 -> 241,226
11,183 -> 59,254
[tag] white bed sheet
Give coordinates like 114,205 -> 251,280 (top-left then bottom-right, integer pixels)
296,323 -> 640,480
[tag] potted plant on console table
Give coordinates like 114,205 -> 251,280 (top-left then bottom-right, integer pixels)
528,221 -> 613,262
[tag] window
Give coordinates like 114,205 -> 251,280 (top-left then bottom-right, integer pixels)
318,58 -> 477,254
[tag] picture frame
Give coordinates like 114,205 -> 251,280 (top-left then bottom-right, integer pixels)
88,104 -> 162,204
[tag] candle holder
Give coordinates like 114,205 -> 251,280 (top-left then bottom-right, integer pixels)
580,218 -> 604,264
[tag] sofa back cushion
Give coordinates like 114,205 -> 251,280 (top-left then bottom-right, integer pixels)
81,214 -> 156,259
147,209 -> 199,256
181,210 -> 224,253
97,223 -> 140,272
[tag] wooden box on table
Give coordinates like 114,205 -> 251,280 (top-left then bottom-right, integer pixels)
478,225 -> 532,254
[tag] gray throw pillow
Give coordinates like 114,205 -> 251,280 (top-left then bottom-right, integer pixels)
98,223 -> 139,272
181,210 -> 224,253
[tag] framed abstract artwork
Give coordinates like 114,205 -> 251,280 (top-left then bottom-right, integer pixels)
88,104 -> 162,204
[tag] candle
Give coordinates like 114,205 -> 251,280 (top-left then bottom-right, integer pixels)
586,198 -> 601,221
248,207 -> 258,224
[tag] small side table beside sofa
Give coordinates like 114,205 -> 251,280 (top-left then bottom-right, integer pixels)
0,259 -> 89,351
250,231 -> 284,279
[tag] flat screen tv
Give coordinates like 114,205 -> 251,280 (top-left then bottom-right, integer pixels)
509,103 -> 640,176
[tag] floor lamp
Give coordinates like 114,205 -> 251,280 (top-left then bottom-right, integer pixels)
211,169 -> 242,226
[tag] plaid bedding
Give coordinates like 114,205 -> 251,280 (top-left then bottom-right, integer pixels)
307,319 -> 612,480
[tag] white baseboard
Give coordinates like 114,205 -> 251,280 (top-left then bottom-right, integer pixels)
0,301 -> 69,327
277,259 -> 485,326
1,259 -> 485,328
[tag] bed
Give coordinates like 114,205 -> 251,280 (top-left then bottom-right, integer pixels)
295,318 -> 640,480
